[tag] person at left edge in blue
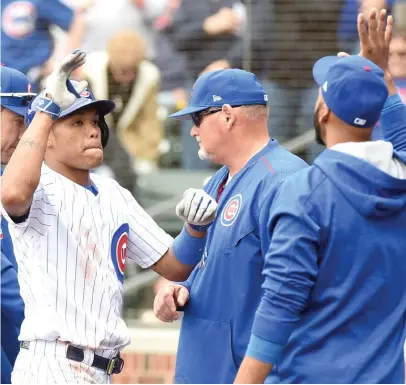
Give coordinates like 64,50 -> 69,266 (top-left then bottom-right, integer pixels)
0,65 -> 34,383
1,0 -> 85,90
235,10 -> 406,384
1,254 -> 25,384
153,68 -> 308,383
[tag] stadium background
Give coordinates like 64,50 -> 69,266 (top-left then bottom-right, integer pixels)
1,0 -> 406,382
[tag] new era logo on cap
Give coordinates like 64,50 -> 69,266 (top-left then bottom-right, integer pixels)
213,95 -> 222,102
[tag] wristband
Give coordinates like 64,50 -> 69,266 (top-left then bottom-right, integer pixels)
188,222 -> 212,232
35,96 -> 61,121
173,225 -> 207,266
246,334 -> 284,365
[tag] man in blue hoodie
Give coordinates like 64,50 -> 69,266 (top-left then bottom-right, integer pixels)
235,10 -> 406,384
0,65 -> 34,383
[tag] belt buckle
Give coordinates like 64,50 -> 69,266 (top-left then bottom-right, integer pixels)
107,356 -> 124,375
20,341 -> 30,350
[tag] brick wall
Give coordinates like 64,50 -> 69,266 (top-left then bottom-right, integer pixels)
113,352 -> 176,384
112,321 -> 180,384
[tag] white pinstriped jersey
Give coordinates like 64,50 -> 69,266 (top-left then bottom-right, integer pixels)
0,163 -> 173,351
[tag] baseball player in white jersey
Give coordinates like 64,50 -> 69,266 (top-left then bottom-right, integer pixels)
0,50 -> 217,384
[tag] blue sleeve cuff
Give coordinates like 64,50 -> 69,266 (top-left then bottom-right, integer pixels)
246,334 -> 284,364
252,311 -> 296,345
173,225 -> 207,266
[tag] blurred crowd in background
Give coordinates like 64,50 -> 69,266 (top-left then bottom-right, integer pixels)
2,0 -> 406,316
2,0 -> 406,181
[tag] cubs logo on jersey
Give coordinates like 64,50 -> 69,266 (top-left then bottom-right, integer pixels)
111,224 -> 129,283
221,194 -> 242,227
2,1 -> 37,39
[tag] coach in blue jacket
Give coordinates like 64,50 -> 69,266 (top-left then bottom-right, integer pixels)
236,10 -> 406,384
155,66 -> 308,383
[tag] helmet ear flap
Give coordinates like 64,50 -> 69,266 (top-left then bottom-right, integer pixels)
99,116 -> 110,148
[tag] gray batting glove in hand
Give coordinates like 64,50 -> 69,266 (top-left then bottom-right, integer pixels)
176,188 -> 217,228
45,49 -> 88,109
153,283 -> 189,322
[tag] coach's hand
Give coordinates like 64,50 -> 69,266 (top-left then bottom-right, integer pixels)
176,188 -> 217,230
45,49 -> 88,109
153,283 -> 189,322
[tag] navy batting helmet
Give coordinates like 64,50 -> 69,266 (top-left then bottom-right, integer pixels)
25,81 -> 115,148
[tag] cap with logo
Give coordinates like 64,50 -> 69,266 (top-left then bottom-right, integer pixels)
312,55 -> 388,128
0,65 -> 36,117
169,69 -> 268,120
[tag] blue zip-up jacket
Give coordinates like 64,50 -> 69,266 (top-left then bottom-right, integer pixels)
174,140 -> 308,383
250,94 -> 406,383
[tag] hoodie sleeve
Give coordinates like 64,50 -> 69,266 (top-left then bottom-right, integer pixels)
380,94 -> 406,152
249,178 -> 320,353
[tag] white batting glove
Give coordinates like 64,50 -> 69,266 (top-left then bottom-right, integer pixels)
45,49 -> 87,109
176,188 -> 217,231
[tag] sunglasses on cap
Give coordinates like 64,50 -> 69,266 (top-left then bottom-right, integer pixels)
0,92 -> 36,107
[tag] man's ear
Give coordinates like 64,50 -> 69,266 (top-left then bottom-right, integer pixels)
319,102 -> 331,124
222,104 -> 235,130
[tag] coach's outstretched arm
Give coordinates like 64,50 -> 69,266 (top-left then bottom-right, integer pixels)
1,51 -> 87,217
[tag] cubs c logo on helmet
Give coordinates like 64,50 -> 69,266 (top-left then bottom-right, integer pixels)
221,194 -> 242,227
111,224 -> 129,283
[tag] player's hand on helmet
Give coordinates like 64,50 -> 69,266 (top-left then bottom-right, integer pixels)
45,49 -> 88,109
176,188 -> 217,230
153,283 -> 189,322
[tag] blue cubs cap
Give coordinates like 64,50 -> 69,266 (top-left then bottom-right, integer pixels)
312,55 -> 388,128
0,65 -> 36,116
169,69 -> 268,120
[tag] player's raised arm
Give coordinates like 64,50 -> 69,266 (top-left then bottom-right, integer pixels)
1,50 -> 86,218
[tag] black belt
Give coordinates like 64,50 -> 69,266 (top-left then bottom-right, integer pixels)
20,341 -> 124,375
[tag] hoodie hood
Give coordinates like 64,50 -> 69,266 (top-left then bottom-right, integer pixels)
314,142 -> 406,217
